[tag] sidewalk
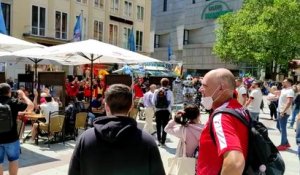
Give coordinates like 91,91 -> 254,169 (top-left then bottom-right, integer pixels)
3,103 -> 300,175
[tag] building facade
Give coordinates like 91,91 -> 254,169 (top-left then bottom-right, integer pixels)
151,0 -> 243,76
1,0 -> 151,79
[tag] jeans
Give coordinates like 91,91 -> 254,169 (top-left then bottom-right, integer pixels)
278,113 -> 289,145
87,112 -> 96,125
290,107 -> 300,127
249,112 -> 260,121
155,110 -> 170,144
0,140 -> 20,163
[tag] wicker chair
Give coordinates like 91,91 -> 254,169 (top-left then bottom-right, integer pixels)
37,110 -> 65,147
74,112 -> 87,140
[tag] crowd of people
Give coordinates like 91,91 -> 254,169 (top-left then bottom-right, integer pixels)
0,67 -> 300,175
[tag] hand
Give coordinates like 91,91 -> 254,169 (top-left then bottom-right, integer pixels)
280,112 -> 285,117
33,89 -> 38,96
175,110 -> 185,118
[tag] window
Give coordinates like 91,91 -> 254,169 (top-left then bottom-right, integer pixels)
183,30 -> 189,45
1,3 -> 11,35
55,11 -> 68,39
94,20 -> 103,41
154,34 -> 160,48
124,1 -> 132,17
122,27 -> 131,49
111,0 -> 119,12
163,0 -> 167,12
109,24 -> 118,45
32,6 -> 45,36
136,30 -> 143,51
95,0 -> 104,8
137,6 -> 144,20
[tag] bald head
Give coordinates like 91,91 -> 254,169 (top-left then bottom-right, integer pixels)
205,68 -> 236,90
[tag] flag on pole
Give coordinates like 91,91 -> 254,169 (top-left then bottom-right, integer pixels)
128,27 -> 136,52
168,35 -> 173,61
73,12 -> 82,41
0,0 -> 7,34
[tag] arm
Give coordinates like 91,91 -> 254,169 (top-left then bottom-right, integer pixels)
221,151 -> 245,175
164,119 -> 183,138
280,97 -> 293,116
244,97 -> 253,107
149,145 -> 166,175
68,138 -> 82,175
212,114 -> 247,175
18,90 -> 34,112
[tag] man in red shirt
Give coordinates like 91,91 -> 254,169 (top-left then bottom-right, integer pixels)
197,68 -> 249,175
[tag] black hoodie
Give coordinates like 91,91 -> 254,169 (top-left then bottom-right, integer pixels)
68,116 -> 165,175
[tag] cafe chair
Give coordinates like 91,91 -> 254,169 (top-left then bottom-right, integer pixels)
74,112 -> 88,140
37,110 -> 65,148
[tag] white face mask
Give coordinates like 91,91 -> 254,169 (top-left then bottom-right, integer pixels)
201,86 -> 220,110
201,96 -> 214,110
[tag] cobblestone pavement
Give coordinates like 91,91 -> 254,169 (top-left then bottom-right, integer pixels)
3,100 -> 299,175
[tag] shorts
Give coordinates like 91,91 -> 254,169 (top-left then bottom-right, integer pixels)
0,140 -> 20,164
39,122 -> 49,131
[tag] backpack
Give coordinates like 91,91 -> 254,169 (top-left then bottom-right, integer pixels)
210,108 -> 285,175
155,88 -> 169,109
0,100 -> 13,133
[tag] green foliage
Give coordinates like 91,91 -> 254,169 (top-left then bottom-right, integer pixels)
213,0 -> 300,75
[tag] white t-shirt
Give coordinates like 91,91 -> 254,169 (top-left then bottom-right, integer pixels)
278,88 -> 294,115
236,85 -> 247,105
247,88 -> 263,113
40,101 -> 59,123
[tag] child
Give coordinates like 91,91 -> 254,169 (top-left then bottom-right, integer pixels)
165,104 -> 204,157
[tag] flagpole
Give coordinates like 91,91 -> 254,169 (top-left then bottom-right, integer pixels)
80,10 -> 83,40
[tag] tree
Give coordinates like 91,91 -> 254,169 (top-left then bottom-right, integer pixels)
213,0 -> 300,80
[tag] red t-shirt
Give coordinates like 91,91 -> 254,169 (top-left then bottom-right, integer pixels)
197,99 -> 249,175
134,84 -> 143,98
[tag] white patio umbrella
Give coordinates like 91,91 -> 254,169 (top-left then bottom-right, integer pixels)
12,39 -> 162,77
0,33 -> 43,52
0,48 -> 71,83
12,39 -> 162,100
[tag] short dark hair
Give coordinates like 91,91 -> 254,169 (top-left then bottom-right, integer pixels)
285,78 -> 293,85
160,78 -> 169,87
105,84 -> 132,115
253,80 -> 262,88
45,96 -> 52,103
0,83 -> 11,96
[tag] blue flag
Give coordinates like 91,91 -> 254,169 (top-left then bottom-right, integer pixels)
0,1 -> 7,34
128,28 -> 136,52
168,36 -> 173,61
73,13 -> 82,41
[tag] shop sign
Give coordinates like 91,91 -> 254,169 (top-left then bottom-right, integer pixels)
201,0 -> 232,20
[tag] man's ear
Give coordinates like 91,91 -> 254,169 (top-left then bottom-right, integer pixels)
105,103 -> 111,116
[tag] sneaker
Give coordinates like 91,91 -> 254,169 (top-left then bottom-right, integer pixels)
277,145 -> 288,151
285,143 -> 291,148
26,139 -> 36,145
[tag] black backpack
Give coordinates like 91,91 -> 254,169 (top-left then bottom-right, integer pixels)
0,100 -> 13,133
155,88 -> 169,109
210,108 -> 285,175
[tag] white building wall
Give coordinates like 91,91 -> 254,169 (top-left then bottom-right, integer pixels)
151,0 -> 243,75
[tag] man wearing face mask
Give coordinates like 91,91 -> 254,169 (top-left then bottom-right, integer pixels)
197,68 -> 250,175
